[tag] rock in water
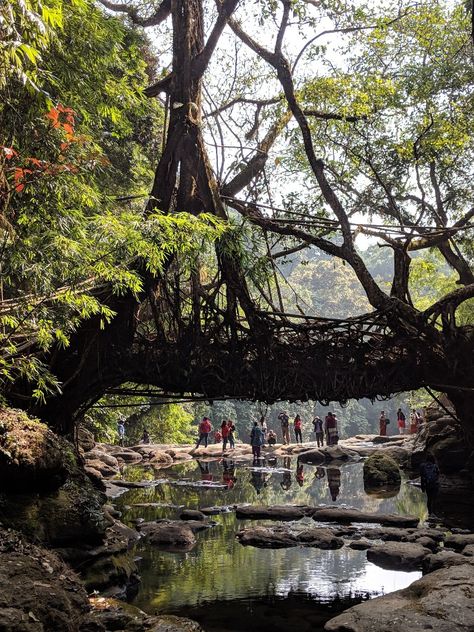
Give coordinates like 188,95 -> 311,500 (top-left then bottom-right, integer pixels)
367,542 -> 431,570
236,525 -> 344,549
363,452 -> 401,488
325,563 -> 474,631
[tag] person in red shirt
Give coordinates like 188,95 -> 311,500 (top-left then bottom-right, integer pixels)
221,420 -> 230,452
294,414 -> 303,444
196,417 -> 212,448
379,411 -> 388,436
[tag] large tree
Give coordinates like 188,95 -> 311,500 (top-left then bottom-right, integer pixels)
3,0 -> 474,449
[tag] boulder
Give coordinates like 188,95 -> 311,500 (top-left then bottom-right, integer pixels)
312,507 -> 418,527
349,539 -> 372,550
367,541 -> 431,570
445,533 -> 474,551
76,426 -> 95,452
200,506 -> 234,515
0,408 -> 70,493
84,449 -> 119,469
0,528 -> 89,631
138,520 -> 196,548
86,598 -> 203,632
325,563 -> 474,632
84,458 -> 119,478
110,449 -> 143,464
411,415 -> 467,473
180,509 -> 206,521
235,504 -> 314,520
363,452 -> 401,487
236,525 -> 344,549
295,449 -> 325,464
423,550 -> 474,573
379,445 -> 411,467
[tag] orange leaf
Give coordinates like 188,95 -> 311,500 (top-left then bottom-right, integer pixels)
15,183 -> 25,193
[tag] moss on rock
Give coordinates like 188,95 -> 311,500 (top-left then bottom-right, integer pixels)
363,452 -> 401,488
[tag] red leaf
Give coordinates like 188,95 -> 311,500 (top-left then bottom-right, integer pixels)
2,147 -> 17,160
15,183 -> 25,193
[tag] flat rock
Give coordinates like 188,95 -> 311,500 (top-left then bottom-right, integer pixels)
180,509 -> 206,521
349,539 -> 372,550
138,521 -> 196,548
110,449 -> 143,463
235,504 -> 314,520
325,563 -> 474,631
445,533 -> 474,551
312,507 -> 419,527
236,525 -> 344,549
423,550 -> 474,573
200,506 -> 235,515
367,541 -> 431,570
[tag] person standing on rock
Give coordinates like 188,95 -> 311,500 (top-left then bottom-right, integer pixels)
250,421 -> 264,460
227,419 -> 236,450
397,408 -> 406,434
312,415 -> 324,447
379,410 -> 389,436
278,411 -> 290,445
409,409 -> 418,434
260,415 -> 267,446
141,428 -> 150,444
420,453 -> 440,516
294,414 -> 303,444
325,412 -> 338,446
195,417 -> 212,449
221,420 -> 230,451
117,418 -> 126,446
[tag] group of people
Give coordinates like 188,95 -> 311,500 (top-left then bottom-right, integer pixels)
379,408 -> 424,436
277,411 -> 339,446
196,417 -> 237,451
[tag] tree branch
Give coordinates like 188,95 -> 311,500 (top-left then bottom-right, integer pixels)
97,0 -> 171,27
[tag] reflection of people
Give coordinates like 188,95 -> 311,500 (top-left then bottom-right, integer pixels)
294,414 -> 303,444
197,460 -> 213,482
420,453 -> 440,516
314,466 -> 326,479
312,416 -> 324,447
324,412 -> 338,446
379,411 -> 389,436
278,411 -> 290,445
250,466 -> 268,495
250,421 -> 264,459
327,466 -> 341,501
222,459 -> 236,490
296,462 -> 304,487
280,456 -> 292,490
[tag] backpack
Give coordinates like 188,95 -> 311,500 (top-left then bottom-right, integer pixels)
422,462 -> 439,486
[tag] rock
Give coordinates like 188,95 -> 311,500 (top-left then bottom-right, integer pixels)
236,525 -> 344,549
180,509 -> 206,521
371,435 -> 405,444
85,458 -> 119,478
367,541 -> 431,570
295,449 -> 325,464
363,452 -> 401,487
84,449 -> 120,469
324,563 -> 474,632
322,445 -> 359,461
110,449 -> 143,464
0,408 -> 70,493
412,415 -> 468,474
76,426 -> 95,452
235,504 -> 314,520
200,506 -> 234,515
0,528 -> 89,631
463,544 -> 474,557
445,533 -> 474,551
312,507 -> 419,527
138,520 -> 196,548
349,539 -> 372,550
379,445 -> 411,466
423,550 -> 474,573
86,598 -> 203,632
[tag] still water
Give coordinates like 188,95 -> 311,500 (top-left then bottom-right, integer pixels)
115,457 -> 427,631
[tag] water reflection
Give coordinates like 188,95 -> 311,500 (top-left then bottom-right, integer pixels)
114,457 -> 427,625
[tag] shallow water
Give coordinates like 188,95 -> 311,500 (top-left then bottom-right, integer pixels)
115,456 -> 427,631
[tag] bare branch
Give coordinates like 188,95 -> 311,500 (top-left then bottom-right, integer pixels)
97,0 -> 171,27
303,109 -> 367,122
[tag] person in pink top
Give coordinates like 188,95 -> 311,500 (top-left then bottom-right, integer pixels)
397,408 -> 406,434
294,414 -> 303,444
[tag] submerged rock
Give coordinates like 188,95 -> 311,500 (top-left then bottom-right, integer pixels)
235,504 -> 314,520
363,452 -> 401,487
325,563 -> 474,631
180,509 -> 206,521
367,541 -> 431,570
312,507 -> 418,527
236,525 -> 344,549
